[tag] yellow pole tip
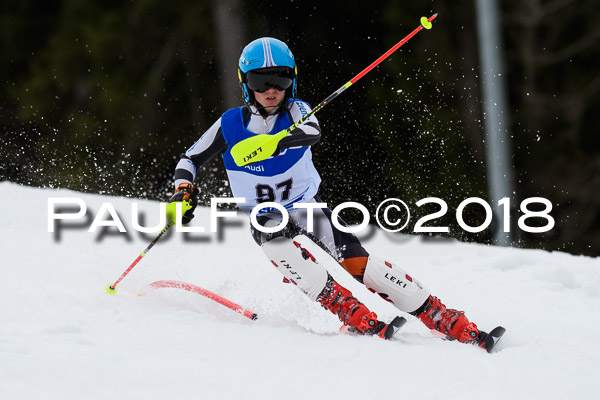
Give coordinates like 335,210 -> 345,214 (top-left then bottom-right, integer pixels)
105,284 -> 117,294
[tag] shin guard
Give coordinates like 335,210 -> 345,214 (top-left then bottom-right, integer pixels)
363,256 -> 430,313
261,236 -> 328,301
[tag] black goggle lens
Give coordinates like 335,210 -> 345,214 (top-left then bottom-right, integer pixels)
246,69 -> 293,93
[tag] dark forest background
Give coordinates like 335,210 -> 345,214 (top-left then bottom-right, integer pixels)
1,0 -> 599,256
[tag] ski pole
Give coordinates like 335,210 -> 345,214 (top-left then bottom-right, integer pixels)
147,280 -> 258,320
105,221 -> 174,294
105,200 -> 192,294
230,14 -> 438,166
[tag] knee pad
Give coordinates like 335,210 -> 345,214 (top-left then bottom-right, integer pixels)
363,256 -> 430,313
252,215 -> 295,245
261,236 -> 329,301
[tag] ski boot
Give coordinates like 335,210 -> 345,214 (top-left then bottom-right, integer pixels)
318,277 -> 406,339
415,296 -> 506,352
415,295 -> 482,344
346,312 -> 407,339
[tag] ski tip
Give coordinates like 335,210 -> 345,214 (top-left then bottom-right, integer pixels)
482,326 -> 506,353
394,316 -> 408,329
384,316 -> 407,340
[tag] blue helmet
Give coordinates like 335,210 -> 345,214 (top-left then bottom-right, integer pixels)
238,37 -> 297,104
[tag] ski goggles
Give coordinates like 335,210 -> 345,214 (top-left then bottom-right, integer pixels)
246,68 -> 293,93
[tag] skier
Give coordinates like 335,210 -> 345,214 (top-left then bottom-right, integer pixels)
170,37 -> 491,344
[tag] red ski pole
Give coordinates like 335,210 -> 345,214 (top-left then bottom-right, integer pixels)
147,280 -> 258,320
105,221 -> 174,294
230,14 -> 438,166
105,200 -> 193,294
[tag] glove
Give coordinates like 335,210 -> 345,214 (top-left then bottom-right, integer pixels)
167,183 -> 199,225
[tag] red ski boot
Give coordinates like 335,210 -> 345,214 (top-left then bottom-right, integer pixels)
416,296 -> 481,344
346,312 -> 407,339
317,277 -> 406,339
317,277 -> 370,327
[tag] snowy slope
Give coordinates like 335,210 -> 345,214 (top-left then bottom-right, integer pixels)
1,181 -> 599,400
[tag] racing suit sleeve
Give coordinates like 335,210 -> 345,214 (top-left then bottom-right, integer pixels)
174,117 -> 227,187
277,100 -> 321,150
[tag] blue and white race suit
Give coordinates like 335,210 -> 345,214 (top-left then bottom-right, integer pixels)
175,99 -> 321,212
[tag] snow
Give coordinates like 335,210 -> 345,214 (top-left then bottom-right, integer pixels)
1,181 -> 599,399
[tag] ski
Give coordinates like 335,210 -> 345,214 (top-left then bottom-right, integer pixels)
423,324 -> 506,353
479,326 -> 506,353
382,316 -> 408,339
341,316 -> 407,340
